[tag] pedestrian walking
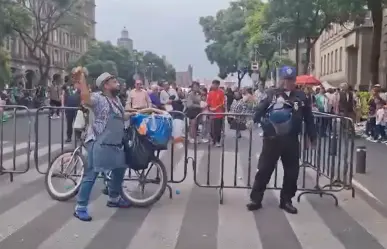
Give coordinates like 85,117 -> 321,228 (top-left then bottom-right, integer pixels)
247,66 -> 317,214
61,75 -> 81,143
207,80 -> 225,147
48,75 -> 62,119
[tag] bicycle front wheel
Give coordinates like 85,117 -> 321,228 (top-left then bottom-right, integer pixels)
44,148 -> 86,201
122,157 -> 168,207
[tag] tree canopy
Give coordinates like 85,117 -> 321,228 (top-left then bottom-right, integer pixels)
69,41 -> 176,87
0,0 -> 31,87
200,0 -> 370,84
9,0 -> 89,85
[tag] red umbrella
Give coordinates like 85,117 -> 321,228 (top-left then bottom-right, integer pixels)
296,75 -> 321,86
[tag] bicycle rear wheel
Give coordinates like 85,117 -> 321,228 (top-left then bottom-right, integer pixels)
121,157 -> 167,207
45,148 -> 86,201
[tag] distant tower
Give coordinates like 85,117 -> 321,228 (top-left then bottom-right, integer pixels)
188,65 -> 193,81
117,27 -> 133,53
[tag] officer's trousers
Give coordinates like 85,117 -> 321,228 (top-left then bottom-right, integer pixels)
250,135 -> 300,203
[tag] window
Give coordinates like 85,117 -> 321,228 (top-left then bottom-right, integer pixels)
327,53 -> 330,74
323,55 -> 326,75
53,49 -> 59,62
65,33 -> 69,46
339,47 -> 343,71
320,56 -> 323,73
334,49 -> 338,71
53,30 -> 58,43
65,52 -> 70,63
330,51 -> 333,73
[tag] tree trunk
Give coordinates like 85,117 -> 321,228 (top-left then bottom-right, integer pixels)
368,0 -> 383,86
38,56 -> 51,86
303,37 -> 312,74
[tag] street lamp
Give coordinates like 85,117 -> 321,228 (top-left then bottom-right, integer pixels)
148,62 -> 155,82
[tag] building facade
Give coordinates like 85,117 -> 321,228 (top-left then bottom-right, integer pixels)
117,27 -> 133,53
3,0 -> 96,88
175,65 -> 193,87
310,11 -> 387,90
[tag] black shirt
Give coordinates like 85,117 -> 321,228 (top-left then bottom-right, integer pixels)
62,85 -> 81,108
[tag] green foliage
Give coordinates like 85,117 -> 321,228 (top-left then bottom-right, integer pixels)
0,50 -> 12,88
8,0 -> 88,84
200,0 -> 367,80
0,0 -> 31,88
262,0 -> 367,73
69,41 -> 176,87
199,0 -> 257,77
358,91 -> 371,118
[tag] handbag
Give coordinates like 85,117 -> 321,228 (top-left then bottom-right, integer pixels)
124,127 -> 154,170
73,110 -> 86,130
230,119 -> 247,131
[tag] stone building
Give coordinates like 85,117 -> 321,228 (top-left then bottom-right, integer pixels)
310,11 -> 387,90
117,27 -> 133,53
175,65 -> 193,87
3,0 -> 96,88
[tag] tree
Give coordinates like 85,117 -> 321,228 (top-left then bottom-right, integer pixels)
199,0 -> 257,80
264,0 -> 366,74
70,41 -> 176,87
245,1 -> 280,84
9,0 -> 87,85
0,0 -> 31,87
366,0 -> 383,85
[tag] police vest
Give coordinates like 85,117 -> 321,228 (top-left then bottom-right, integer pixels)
261,95 -> 298,136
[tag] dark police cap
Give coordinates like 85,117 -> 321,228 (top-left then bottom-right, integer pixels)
279,66 -> 296,80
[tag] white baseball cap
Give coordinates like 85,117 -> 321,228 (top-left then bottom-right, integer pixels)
96,72 -> 114,88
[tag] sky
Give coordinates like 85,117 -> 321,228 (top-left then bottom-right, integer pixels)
95,0 -> 231,79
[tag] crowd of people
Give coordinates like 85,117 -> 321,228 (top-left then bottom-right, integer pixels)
126,79 -> 262,145
299,83 -> 387,142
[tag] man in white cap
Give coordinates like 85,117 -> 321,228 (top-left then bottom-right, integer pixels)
74,71 -> 131,222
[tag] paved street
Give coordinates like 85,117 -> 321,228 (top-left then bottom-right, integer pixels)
1,121 -> 387,249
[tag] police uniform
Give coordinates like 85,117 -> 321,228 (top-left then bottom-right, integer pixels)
247,66 -> 317,214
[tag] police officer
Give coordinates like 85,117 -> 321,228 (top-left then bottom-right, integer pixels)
247,66 -> 317,214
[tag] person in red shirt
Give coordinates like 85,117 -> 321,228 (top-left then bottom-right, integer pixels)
207,80 -> 225,147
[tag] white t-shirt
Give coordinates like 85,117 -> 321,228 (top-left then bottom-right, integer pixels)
168,88 -> 179,100
160,90 -> 170,105
376,108 -> 386,125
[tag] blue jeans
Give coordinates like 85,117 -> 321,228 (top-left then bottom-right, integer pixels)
76,141 -> 127,208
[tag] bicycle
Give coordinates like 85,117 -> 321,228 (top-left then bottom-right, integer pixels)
44,110 -> 169,207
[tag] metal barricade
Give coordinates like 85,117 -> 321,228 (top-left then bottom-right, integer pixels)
124,111 -> 192,199
298,112 -> 355,205
0,105 -> 32,181
191,112 -> 355,205
34,106 -> 80,174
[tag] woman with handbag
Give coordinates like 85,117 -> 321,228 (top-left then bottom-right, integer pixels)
230,88 -> 257,138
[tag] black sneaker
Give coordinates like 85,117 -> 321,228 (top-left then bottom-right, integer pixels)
246,201 -> 262,211
65,138 -> 71,143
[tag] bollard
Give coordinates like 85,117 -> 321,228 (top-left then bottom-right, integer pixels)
356,146 -> 367,174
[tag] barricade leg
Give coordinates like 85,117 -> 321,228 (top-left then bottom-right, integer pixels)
0,105 -> 32,182
155,150 -> 173,199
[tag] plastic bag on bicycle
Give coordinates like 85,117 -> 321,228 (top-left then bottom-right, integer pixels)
124,127 -> 154,170
130,113 -> 172,150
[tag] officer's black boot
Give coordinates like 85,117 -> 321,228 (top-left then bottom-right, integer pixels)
246,200 -> 262,211
246,192 -> 263,211
279,200 -> 298,214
